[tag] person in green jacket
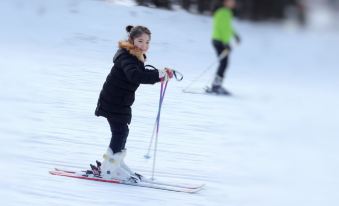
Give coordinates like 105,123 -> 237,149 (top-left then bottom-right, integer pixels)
210,0 -> 240,95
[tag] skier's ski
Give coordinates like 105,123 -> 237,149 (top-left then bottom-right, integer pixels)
183,87 -> 232,96
182,89 -> 207,94
49,170 -> 202,193
139,176 -> 204,189
205,86 -> 232,95
54,168 -> 204,189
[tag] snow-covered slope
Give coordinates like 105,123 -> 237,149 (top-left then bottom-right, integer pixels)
0,0 -> 338,206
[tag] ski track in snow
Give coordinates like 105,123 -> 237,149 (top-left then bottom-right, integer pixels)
0,0 -> 339,206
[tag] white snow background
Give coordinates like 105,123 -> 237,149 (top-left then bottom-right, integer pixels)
0,0 -> 338,205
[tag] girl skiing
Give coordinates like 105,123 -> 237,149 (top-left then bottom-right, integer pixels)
95,25 -> 173,181
210,0 -> 241,95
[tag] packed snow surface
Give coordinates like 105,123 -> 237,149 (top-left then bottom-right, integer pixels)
0,0 -> 338,205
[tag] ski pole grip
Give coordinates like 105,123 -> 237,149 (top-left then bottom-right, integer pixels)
145,64 -> 183,82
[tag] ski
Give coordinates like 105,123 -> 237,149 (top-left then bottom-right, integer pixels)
49,170 -> 202,193
140,176 -> 205,189
54,168 -> 204,190
205,87 -> 232,96
182,89 -> 207,94
183,86 -> 233,96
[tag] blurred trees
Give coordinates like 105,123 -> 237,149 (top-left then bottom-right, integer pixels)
135,0 -> 218,13
236,0 -> 305,21
135,0 -> 172,9
135,0 -> 306,23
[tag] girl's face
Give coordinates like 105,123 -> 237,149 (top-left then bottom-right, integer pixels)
224,0 -> 236,9
133,33 -> 150,53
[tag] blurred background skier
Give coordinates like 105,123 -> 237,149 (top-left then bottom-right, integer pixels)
209,0 -> 241,95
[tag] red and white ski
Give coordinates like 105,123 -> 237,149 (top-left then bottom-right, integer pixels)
54,168 -> 204,190
50,169 -> 203,193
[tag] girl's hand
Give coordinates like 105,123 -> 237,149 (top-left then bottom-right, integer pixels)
159,68 -> 174,82
164,68 -> 174,79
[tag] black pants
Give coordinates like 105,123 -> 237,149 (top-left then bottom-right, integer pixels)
212,40 -> 230,78
107,118 -> 129,154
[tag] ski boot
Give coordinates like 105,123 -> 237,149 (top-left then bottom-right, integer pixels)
100,148 -> 139,182
207,75 -> 231,95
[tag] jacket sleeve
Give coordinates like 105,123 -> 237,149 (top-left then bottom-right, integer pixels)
120,54 -> 160,84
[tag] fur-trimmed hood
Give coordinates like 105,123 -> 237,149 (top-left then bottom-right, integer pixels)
118,41 -> 146,62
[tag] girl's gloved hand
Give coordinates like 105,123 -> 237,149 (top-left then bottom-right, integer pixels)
165,67 -> 174,79
159,68 -> 174,82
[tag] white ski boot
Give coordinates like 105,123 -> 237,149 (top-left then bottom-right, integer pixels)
100,148 -> 137,182
120,149 -> 144,181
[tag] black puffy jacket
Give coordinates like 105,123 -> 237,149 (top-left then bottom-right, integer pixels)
95,41 -> 161,124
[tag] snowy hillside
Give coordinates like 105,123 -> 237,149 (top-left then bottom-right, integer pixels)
0,0 -> 338,206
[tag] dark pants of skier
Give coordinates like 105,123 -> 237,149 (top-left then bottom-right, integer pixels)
212,40 -> 230,78
107,118 -> 129,154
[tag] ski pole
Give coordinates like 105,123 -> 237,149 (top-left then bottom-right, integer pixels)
142,65 -> 182,179
151,80 -> 169,180
144,80 -> 167,159
182,48 -> 230,92
144,66 -> 183,159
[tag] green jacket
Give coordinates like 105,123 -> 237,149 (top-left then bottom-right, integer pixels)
212,8 -> 235,44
